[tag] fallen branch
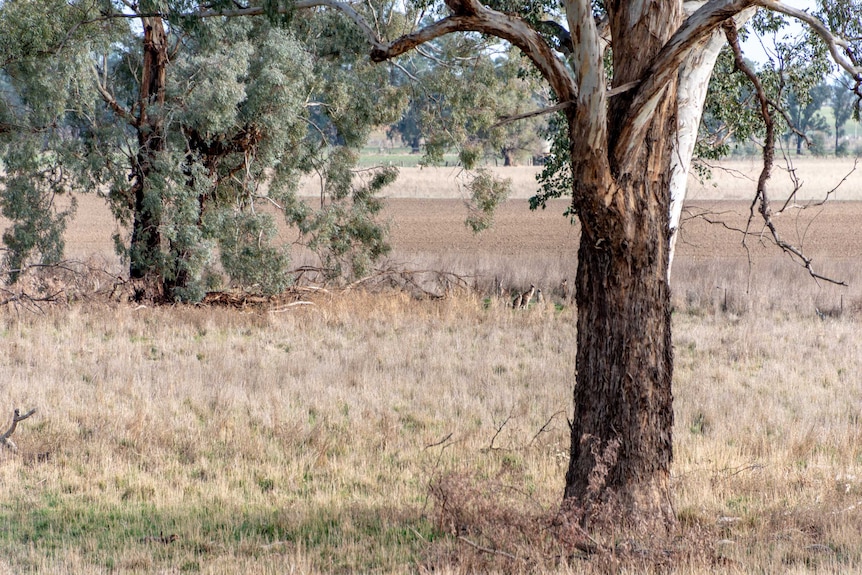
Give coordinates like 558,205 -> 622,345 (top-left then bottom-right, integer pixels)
0,408 -> 37,452
269,301 -> 316,313
457,535 -> 520,562
140,532 -> 178,545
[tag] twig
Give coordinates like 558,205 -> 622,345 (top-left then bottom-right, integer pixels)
269,301 -> 315,313
716,462 -> 765,478
529,410 -> 566,446
424,432 -> 454,450
487,410 -> 514,451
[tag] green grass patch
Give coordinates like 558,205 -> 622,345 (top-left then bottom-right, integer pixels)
0,495 -> 439,572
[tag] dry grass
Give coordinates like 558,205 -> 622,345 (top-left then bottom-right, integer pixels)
0,266 -> 861,572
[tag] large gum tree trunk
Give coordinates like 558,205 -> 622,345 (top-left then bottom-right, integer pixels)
563,0 -> 680,527
565,170 -> 675,524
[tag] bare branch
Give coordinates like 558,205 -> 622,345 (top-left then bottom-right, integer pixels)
490,101 -> 574,129
487,409 -> 514,451
724,22 -> 846,287
90,62 -> 134,123
0,408 -> 37,452
457,535 -> 520,562
424,432 -> 454,450
802,158 -> 859,208
530,410 -> 566,446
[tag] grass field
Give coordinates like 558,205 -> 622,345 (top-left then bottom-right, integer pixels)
1,158 -> 861,573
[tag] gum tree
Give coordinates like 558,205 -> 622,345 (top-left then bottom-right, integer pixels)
831,73 -> 859,154
297,0 -> 861,527
0,0 -> 402,299
4,0 -> 860,529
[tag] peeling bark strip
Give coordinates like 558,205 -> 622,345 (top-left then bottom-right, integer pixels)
612,0 -> 758,164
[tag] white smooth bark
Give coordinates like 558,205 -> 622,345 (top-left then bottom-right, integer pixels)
616,0 -> 757,159
667,7 -> 756,280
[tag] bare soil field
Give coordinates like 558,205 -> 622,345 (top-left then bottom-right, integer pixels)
50,157 -> 862,317
381,197 -> 862,261
60,156 -> 862,263
298,157 -> 862,201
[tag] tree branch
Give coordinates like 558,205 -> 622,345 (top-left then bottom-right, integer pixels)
755,0 -> 862,81
369,0 -> 577,105
490,101 -> 574,129
457,535 -> 520,562
724,22 -> 846,287
668,7 -> 756,280
90,62 -> 134,123
563,0 -> 608,154
0,408 -> 37,452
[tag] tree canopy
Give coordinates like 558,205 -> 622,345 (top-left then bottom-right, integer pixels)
0,0 -> 406,300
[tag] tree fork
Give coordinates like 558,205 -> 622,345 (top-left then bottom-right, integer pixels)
0,408 -> 37,452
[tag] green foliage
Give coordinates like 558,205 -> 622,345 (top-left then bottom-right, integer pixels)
206,209 -> 291,295
831,74 -> 859,155
785,83 -> 831,154
0,0 -> 107,283
0,148 -> 76,282
696,11 -> 836,160
697,47 -> 762,159
465,169 -> 511,232
388,46 -> 548,168
1,3 -> 403,300
531,110 -> 573,218
286,149 -> 396,281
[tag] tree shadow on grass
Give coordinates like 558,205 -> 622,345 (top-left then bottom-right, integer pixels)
0,498 -> 440,573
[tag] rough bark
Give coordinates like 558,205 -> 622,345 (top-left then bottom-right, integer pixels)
561,0 -> 681,529
129,16 -> 167,287
565,97 -> 677,529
